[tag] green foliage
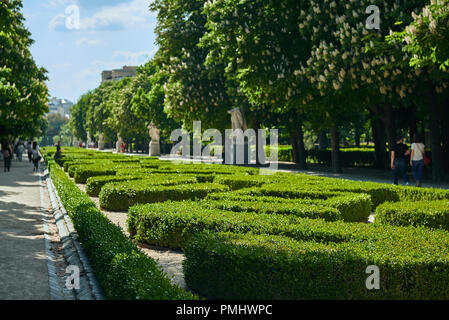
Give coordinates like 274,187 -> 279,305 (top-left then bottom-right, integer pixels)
100,181 -> 227,211
375,200 -> 449,231
47,161 -> 195,300
0,0 -> 49,139
184,231 -> 449,299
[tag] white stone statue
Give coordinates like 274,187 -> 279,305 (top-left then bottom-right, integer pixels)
149,123 -> 161,156
98,133 -> 105,150
149,124 -> 160,143
228,107 -> 248,131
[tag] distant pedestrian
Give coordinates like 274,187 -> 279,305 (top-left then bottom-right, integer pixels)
121,142 -> 125,153
54,140 -> 62,160
27,141 -> 33,163
391,137 -> 410,186
2,142 -> 13,172
16,142 -> 25,162
31,141 -> 42,172
410,134 -> 425,187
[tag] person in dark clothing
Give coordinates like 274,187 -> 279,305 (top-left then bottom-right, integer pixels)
2,142 -> 13,172
54,140 -> 62,160
391,137 -> 410,185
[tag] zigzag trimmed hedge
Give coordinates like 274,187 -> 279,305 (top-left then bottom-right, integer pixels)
100,181 -> 228,211
205,192 -> 372,222
48,162 -> 195,300
375,200 -> 449,231
184,231 -> 449,299
127,200 -> 447,249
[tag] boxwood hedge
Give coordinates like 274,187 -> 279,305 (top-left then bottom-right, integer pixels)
100,181 -> 228,211
48,162 -> 195,300
184,232 -> 449,299
375,200 -> 449,231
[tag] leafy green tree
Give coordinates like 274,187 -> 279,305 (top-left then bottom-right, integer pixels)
41,113 -> 69,146
131,61 -> 180,143
0,0 -> 48,141
150,0 -> 250,133
70,92 -> 92,142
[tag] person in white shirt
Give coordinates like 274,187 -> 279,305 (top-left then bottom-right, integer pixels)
410,134 -> 425,187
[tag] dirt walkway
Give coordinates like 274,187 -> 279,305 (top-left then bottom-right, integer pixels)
0,158 -> 50,300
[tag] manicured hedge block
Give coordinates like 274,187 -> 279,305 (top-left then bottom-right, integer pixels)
100,181 -> 227,211
375,200 -> 449,231
48,162 -> 195,300
396,186 -> 449,201
213,175 -> 266,190
205,192 -> 372,222
260,181 -> 398,208
74,167 -> 118,184
184,232 -> 449,299
127,201 -> 409,249
86,175 -> 143,197
201,199 -> 342,221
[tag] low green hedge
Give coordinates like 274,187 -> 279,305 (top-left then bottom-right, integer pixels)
100,181 -> 228,211
74,166 -> 118,184
86,175 -> 144,197
206,192 -> 372,222
396,186 -> 449,201
375,200 -> 449,231
202,199 -> 342,221
260,181 -> 398,208
127,200 -> 440,249
48,162 -> 195,300
213,175 -> 267,190
184,232 -> 449,299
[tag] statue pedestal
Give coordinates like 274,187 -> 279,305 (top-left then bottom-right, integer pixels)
149,141 -> 160,156
98,134 -> 105,150
116,136 -> 124,153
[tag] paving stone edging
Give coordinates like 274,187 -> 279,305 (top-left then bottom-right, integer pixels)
45,168 -> 105,300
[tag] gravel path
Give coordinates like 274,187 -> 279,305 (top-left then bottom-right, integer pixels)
76,181 -> 187,290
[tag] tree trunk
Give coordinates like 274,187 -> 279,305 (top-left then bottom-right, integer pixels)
408,103 -> 418,143
319,130 -> 328,149
439,95 -> 449,173
371,116 -> 387,168
354,126 -> 361,148
382,103 -> 396,152
329,125 -> 342,173
290,124 -> 307,169
427,85 -> 445,182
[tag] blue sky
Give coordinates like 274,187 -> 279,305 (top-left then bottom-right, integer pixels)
22,0 -> 158,103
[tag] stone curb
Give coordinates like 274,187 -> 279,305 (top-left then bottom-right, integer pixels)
45,168 -> 105,300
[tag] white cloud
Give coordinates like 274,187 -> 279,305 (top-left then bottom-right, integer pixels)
76,38 -> 104,46
49,0 -> 155,31
113,50 -> 156,65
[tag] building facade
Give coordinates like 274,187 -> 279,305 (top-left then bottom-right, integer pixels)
101,66 -> 137,83
48,97 -> 73,118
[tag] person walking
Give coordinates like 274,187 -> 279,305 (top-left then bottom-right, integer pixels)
31,141 -> 42,172
2,142 -> 13,172
391,137 -> 410,186
54,140 -> 62,160
410,134 -> 426,187
27,141 -> 33,163
16,142 -> 25,162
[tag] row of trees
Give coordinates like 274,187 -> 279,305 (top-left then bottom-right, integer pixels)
70,61 -> 179,150
0,0 -> 49,142
70,0 -> 449,180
